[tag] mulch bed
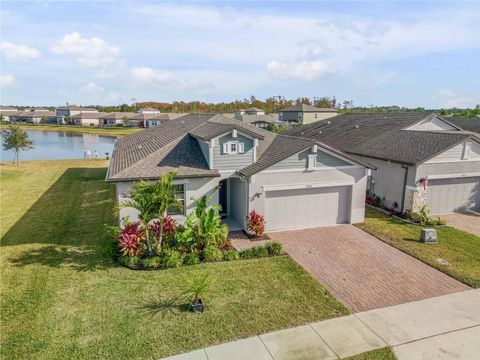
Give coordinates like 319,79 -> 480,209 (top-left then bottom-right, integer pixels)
228,230 -> 271,241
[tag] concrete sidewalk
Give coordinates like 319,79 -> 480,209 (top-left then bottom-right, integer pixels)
161,289 -> 480,360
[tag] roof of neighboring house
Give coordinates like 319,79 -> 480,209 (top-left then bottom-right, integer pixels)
107,113 -> 372,182
245,107 -> 265,112
71,112 -> 110,119
129,113 -> 186,121
285,112 -> 478,165
280,103 -> 339,113
447,116 -> 480,134
240,114 -> 279,124
0,110 -> 20,116
12,111 -> 56,117
99,112 -> 136,120
0,106 -> 17,111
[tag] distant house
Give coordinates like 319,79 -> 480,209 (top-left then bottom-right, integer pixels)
128,108 -> 185,128
279,104 -> 338,125
0,107 -> 19,122
107,114 -> 372,232
8,108 -> 57,124
287,112 -> 480,215
56,106 -> 98,124
234,107 -> 266,118
70,112 -> 110,126
137,107 -> 160,115
98,112 -> 136,127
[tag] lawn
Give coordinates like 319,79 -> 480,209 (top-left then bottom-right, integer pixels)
344,347 -> 397,360
0,160 -> 349,359
357,206 -> 480,288
0,123 -> 142,137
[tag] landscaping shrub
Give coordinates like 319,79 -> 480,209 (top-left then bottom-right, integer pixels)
223,249 -> 239,261
117,221 -> 146,256
266,241 -> 283,256
253,246 -> 269,258
247,210 -> 265,237
201,246 -> 223,262
183,252 -> 200,266
118,255 -> 141,267
239,248 -> 255,259
142,256 -> 161,268
160,249 -> 182,268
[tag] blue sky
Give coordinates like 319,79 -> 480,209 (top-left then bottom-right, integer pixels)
1,1 -> 479,107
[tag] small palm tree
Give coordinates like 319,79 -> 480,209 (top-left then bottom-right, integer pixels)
1,124 -> 34,165
155,172 -> 183,248
119,181 -> 159,256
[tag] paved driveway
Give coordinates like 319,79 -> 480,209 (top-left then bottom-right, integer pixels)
441,211 -> 480,237
268,225 -> 470,312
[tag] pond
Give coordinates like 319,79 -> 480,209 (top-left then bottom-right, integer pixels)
0,130 -> 116,161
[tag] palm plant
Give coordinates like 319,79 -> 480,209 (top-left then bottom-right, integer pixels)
155,172 -> 183,249
119,181 -> 159,256
181,275 -> 210,311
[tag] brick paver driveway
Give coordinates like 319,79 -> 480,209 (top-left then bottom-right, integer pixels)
269,225 -> 470,312
441,211 -> 480,237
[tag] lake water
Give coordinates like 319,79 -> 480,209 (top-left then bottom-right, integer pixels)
0,130 -> 116,161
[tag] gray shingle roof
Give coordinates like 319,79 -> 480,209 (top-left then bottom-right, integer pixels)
448,116 -> 480,134
285,112 -> 477,165
280,103 -> 339,113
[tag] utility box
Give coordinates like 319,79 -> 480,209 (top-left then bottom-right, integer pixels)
421,228 -> 437,243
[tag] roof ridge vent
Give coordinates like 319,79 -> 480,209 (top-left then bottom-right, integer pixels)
355,124 -> 359,128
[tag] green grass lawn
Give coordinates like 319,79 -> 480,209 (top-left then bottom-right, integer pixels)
0,160 -> 349,359
357,207 -> 480,288
0,123 -> 142,137
344,347 -> 397,360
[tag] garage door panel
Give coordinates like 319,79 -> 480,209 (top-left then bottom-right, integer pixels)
265,186 -> 349,231
427,176 -> 480,214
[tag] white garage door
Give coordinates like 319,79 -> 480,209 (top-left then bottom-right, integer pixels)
265,186 -> 349,231
427,177 -> 480,214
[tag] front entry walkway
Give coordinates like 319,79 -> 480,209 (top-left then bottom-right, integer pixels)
162,289 -> 480,360
441,211 -> 480,236
239,225 -> 469,312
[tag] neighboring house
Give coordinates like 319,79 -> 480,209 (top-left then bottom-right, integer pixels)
287,112 -> 480,215
230,112 -> 281,129
106,114 -> 372,232
0,108 -> 20,122
99,112 -> 136,127
137,107 -> 160,114
8,109 -> 57,123
279,104 -> 339,125
447,116 -> 480,134
234,107 -> 266,118
56,106 -> 98,124
129,112 -> 185,128
70,112 -> 110,126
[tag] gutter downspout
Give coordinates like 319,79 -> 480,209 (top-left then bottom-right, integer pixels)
400,165 -> 409,213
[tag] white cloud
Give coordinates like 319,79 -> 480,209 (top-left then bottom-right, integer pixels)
0,41 -> 41,61
78,81 -> 123,103
131,67 -> 201,90
432,89 -> 479,108
267,60 -> 333,81
0,74 -> 15,87
51,32 -> 121,67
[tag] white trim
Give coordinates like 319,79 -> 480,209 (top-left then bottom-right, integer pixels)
259,165 -> 361,174
208,141 -> 214,169
211,130 -> 258,142
262,179 -> 354,192
427,172 -> 480,180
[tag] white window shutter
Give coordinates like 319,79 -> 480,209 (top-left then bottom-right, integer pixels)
238,142 -> 245,153
223,142 -> 229,154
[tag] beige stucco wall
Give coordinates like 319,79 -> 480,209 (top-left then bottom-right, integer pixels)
302,112 -> 338,124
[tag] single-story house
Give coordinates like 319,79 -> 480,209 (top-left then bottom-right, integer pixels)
56,106 -> 98,124
129,112 -> 186,128
8,110 -> 57,123
99,112 -> 136,127
286,112 -> 480,215
106,114 -> 373,232
279,104 -> 339,125
70,112 -> 110,126
230,113 -> 281,129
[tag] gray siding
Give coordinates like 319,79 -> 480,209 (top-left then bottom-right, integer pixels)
268,149 -> 351,170
416,161 -> 480,180
212,133 -> 254,170
197,139 -> 210,165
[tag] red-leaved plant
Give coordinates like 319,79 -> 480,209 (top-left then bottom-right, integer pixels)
118,221 -> 146,256
150,216 -> 177,237
247,210 -> 265,237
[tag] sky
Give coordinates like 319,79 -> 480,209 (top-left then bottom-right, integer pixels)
1,1 -> 479,108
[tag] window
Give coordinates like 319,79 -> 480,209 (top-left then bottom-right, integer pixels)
168,184 -> 185,215
222,141 -> 245,154
230,142 -> 237,153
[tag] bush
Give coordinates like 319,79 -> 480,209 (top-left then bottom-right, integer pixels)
201,246 -> 223,262
247,210 -> 265,237
253,246 -> 268,258
184,252 -> 200,266
142,256 -> 161,268
239,248 -> 254,259
160,249 -> 182,268
223,249 -> 239,261
118,255 -> 141,267
266,241 -> 283,256
117,221 -> 146,257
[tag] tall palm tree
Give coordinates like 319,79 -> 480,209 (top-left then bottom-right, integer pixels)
119,181 -> 159,256
155,172 -> 183,249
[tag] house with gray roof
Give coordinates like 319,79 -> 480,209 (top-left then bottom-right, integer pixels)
56,105 -> 98,124
286,112 -> 480,215
107,113 -> 372,231
279,103 -> 339,125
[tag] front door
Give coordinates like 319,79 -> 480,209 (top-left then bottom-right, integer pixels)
219,179 -> 228,217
